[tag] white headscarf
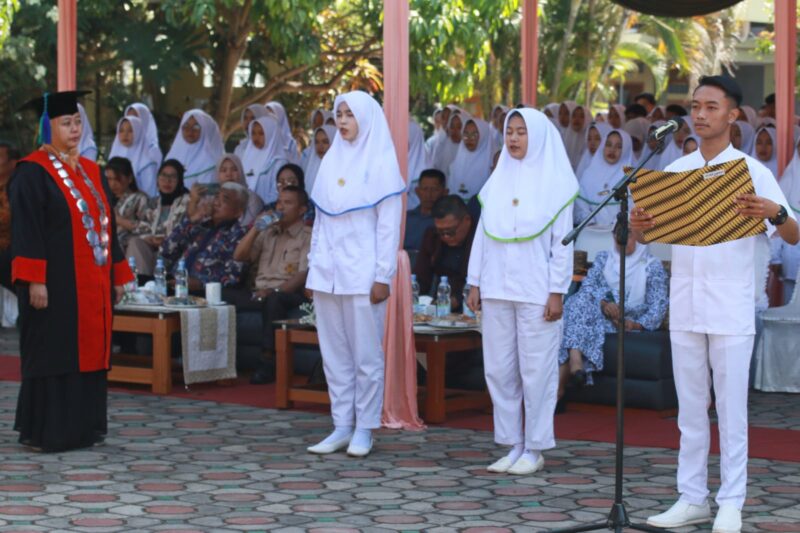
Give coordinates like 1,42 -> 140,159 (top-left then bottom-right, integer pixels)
241,115 -> 288,204
165,109 -> 224,184
779,137 -> 800,214
309,108 -> 333,129
233,103 -> 269,159
577,129 -> 635,226
682,135 -> 699,156
624,117 -> 651,160
447,117 -> 493,201
478,108 -> 579,241
558,101 -> 578,137
637,121 -> 669,170
576,122 -> 613,181
733,120 -> 756,155
406,119 -> 432,210
265,101 -> 299,164
425,108 -> 446,152
215,153 -> 263,226
432,112 -> 465,174
303,124 -> 337,195
739,105 -> 758,127
562,104 -> 590,170
608,104 -> 627,129
490,104 -> 510,152
658,116 -> 694,169
77,103 -> 97,161
124,103 -> 161,159
109,116 -> 161,197
752,126 -> 779,178
310,90 -> 406,216
603,240 -> 659,308
543,103 -> 561,128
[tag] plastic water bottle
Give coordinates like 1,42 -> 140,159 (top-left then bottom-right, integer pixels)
255,211 -> 282,231
463,284 -> 475,318
411,274 -> 420,308
174,259 -> 189,299
436,276 -> 451,317
126,257 -> 138,293
153,257 -> 167,297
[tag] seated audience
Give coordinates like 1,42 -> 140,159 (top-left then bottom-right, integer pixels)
414,195 -> 476,311
106,157 -> 149,251
558,223 -> 668,398
126,160 -> 191,275
263,163 -> 315,224
404,169 -> 447,251
232,186 -> 312,384
187,154 -> 264,227
160,182 -> 248,289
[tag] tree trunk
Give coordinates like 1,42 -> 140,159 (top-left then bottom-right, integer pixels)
584,0 -> 596,106
588,9 -> 630,106
550,0 -> 583,101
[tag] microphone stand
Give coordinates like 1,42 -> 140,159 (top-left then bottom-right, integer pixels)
548,138 -> 670,533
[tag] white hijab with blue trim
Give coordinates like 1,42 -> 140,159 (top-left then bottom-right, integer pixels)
478,108 -> 579,242
311,90 -> 406,216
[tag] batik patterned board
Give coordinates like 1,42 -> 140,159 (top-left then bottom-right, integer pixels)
627,158 -> 766,246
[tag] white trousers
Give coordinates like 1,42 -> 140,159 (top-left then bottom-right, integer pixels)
671,331 -> 753,510
482,299 -> 560,451
314,292 -> 387,430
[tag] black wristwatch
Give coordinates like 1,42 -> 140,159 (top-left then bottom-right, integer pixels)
768,205 -> 789,226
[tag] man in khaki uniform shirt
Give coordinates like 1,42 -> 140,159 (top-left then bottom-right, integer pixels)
234,186 -> 312,384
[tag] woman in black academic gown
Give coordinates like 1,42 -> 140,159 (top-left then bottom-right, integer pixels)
9,91 -> 133,452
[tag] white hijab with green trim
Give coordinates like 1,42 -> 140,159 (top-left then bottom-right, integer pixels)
477,108 -> 579,242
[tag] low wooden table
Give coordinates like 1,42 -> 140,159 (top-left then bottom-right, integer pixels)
274,320 -> 489,423
109,308 -> 181,394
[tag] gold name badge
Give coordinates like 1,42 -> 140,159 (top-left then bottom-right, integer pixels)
512,198 -> 519,206
337,178 -> 346,187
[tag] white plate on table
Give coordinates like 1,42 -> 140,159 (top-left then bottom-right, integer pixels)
426,319 -> 480,329
209,301 -> 228,306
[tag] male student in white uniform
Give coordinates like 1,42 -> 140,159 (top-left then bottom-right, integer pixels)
631,76 -> 799,533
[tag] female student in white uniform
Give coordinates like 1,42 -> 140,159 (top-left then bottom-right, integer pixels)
306,90 -> 405,458
241,115 -> 288,204
233,104 -> 269,159
466,108 -> 578,475
447,117 -> 493,201
124,102 -> 162,161
633,76 -> 799,533
108,116 -> 161,197
165,109 -> 224,185
575,129 -> 634,226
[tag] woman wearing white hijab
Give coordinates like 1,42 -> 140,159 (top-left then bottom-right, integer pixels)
738,105 -> 758,127
731,120 -> 756,155
265,101 -> 300,164
109,115 -> 161,197
607,104 -> 627,130
432,111 -> 465,174
556,101 -> 577,137
658,116 -> 694,169
490,104 -> 510,153
306,90 -> 405,458
562,104 -> 590,170
241,115 -> 289,204
124,103 -> 161,159
777,136 -> 800,301
752,126 -> 779,178
575,122 -> 612,179
303,124 -> 337,195
77,103 -> 97,161
466,108 -> 578,475
624,117 -> 651,161
233,104 -> 269,159
165,109 -> 224,185
575,129 -> 635,226
406,119 -> 432,210
637,121 -> 670,170
186,153 -> 264,227
447,117 -> 492,200
301,108 -> 333,165
425,108 -> 446,153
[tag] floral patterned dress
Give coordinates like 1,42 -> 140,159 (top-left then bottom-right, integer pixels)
114,191 -> 149,250
559,251 -> 669,382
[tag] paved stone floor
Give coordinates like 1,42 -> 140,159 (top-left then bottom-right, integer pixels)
0,381 -> 798,533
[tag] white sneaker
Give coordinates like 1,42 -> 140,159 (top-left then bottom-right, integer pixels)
647,500 -> 711,528
507,454 -> 545,475
307,433 -> 352,455
487,456 -> 515,473
712,505 -> 742,533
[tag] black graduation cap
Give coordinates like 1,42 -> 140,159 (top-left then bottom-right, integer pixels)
20,90 -> 91,145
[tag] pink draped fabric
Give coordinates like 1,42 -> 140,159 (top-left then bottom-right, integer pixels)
775,0 -> 797,177
381,0 -> 424,430
521,0 -> 539,107
57,0 -> 77,91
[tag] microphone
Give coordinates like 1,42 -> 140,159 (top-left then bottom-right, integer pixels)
648,117 -> 684,141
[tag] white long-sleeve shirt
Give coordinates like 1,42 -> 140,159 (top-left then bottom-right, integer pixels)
306,194 -> 403,295
467,206 -> 574,305
662,144 -> 795,335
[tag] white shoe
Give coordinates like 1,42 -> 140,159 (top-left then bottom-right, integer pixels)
307,434 -> 352,455
647,500 -> 711,528
487,456 -> 515,473
507,454 -> 545,475
346,437 -> 373,457
712,505 -> 742,533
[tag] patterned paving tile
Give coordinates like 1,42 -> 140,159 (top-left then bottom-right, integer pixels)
0,382 -> 797,532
